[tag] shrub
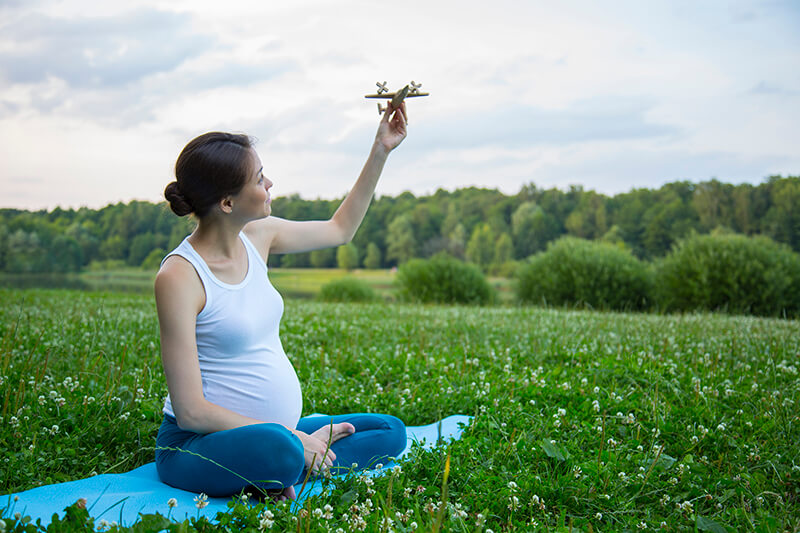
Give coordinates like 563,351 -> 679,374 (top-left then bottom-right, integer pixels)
318,277 -> 377,303
655,233 -> 800,317
516,237 -> 653,310
396,254 -> 493,305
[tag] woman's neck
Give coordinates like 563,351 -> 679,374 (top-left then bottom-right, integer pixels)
189,216 -> 245,259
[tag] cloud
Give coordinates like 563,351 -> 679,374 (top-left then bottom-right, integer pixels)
406,97 -> 678,152
0,7 -> 297,126
0,8 -> 210,88
749,81 -> 794,95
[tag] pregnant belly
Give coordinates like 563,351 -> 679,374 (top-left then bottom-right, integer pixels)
203,356 -> 304,429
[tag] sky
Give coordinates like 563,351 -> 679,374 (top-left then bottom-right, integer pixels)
0,0 -> 798,210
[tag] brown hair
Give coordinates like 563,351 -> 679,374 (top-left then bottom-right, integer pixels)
164,132 -> 254,217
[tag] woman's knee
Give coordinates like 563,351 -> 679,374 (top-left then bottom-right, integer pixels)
240,424 -> 305,485
381,415 -> 407,457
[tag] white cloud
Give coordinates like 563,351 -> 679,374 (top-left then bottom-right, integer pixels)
0,0 -> 798,210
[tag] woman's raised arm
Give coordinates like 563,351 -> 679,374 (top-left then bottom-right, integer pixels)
245,102 -> 407,256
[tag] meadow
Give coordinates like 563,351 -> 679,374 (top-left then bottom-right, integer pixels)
0,287 -> 798,531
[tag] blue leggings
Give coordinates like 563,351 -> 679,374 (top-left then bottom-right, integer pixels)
155,413 -> 406,497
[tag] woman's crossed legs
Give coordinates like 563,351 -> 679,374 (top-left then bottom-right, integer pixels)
155,413 -> 406,497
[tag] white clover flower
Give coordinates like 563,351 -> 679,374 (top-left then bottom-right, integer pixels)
167,497 -> 177,508
677,500 -> 694,513
507,481 -> 518,490
194,492 -> 209,509
313,508 -> 323,518
716,423 -> 726,432
557,408 -> 566,417
595,512 -> 602,520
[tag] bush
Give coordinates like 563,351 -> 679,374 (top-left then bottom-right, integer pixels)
516,237 -> 653,310
655,233 -> 800,317
396,254 -> 493,305
318,277 -> 378,303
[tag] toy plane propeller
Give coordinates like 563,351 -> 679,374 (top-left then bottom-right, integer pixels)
365,81 -> 429,114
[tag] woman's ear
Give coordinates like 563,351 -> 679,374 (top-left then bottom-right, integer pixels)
219,196 -> 234,214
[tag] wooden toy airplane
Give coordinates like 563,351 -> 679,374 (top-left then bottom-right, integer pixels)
365,81 -> 429,114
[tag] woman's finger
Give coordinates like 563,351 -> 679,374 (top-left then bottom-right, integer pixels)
382,101 -> 393,123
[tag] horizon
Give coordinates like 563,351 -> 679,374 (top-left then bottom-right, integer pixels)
2,173 -> 794,214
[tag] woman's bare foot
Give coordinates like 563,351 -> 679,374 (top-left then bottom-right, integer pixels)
310,422 -> 355,448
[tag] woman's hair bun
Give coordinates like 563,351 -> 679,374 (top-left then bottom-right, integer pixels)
164,181 -> 194,216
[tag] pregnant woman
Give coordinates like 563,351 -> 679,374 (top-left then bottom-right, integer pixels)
154,102 -> 408,500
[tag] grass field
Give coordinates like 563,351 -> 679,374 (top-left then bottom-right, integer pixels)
1,288 -> 798,531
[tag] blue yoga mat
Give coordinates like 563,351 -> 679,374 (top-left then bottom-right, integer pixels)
2,415 -> 471,527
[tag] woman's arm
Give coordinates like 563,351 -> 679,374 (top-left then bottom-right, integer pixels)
245,102 -> 407,256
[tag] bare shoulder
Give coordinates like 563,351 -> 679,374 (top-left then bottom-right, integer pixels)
155,255 -> 205,315
243,216 -> 284,259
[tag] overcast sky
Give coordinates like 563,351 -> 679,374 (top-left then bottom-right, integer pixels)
1,0 -> 798,210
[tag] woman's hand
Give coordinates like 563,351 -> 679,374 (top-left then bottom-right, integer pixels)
292,422 -> 355,474
375,101 -> 408,154
271,485 -> 296,502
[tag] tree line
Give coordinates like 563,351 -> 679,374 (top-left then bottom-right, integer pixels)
0,175 -> 797,274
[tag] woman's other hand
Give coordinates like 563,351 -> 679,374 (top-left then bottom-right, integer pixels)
375,101 -> 407,154
293,422 -> 354,474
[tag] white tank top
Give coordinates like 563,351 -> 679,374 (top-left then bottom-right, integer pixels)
161,232 -> 303,429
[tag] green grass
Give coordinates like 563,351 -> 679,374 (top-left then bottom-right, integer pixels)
1,288 -> 798,531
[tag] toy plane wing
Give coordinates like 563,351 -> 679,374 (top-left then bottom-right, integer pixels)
365,81 -> 429,113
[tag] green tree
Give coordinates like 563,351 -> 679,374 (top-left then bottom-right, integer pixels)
6,230 -> 47,273
493,232 -> 513,266
128,232 -> 158,266
386,214 -> 416,265
100,235 -> 126,261
310,248 -> 335,268
0,224 -> 8,270
466,223 -> 495,271
336,242 -> 359,270
363,242 -> 382,269
511,202 -> 558,258
762,177 -> 800,251
448,223 -> 466,259
565,191 -> 608,239
142,248 -> 166,270
49,235 -> 83,273
692,179 -> 734,232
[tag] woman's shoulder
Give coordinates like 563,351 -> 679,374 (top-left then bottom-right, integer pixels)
243,217 -> 280,261
155,255 -> 206,312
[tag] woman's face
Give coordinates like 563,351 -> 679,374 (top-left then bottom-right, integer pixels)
233,148 -> 273,219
